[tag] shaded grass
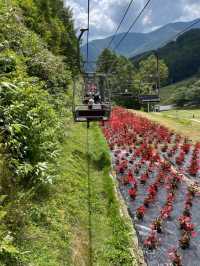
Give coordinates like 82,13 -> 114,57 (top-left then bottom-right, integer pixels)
15,122 -> 136,266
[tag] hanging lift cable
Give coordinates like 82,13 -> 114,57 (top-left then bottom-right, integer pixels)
106,0 -> 136,50
106,0 -> 152,76
86,123 -> 92,266
85,0 -> 93,265
113,0 -> 152,52
89,18 -> 200,68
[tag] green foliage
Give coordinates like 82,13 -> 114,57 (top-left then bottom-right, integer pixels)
0,56 -> 16,74
26,49 -> 71,93
97,49 -> 140,108
173,79 -> 200,107
158,29 -> 200,83
0,81 -> 63,190
137,54 -> 168,88
15,0 -> 78,74
132,29 -> 200,86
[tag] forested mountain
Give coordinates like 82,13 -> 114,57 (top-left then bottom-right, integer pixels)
81,19 -> 200,63
132,29 -> 200,84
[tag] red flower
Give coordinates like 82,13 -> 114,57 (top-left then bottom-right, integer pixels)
140,173 -> 148,184
144,230 -> 159,250
160,204 -> 173,219
178,215 -> 195,233
168,248 -> 182,266
136,205 -> 146,220
128,187 -> 137,200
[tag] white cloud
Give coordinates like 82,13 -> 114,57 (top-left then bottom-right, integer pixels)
65,1 -> 88,28
64,0 -> 200,39
142,10 -> 153,26
180,1 -> 200,21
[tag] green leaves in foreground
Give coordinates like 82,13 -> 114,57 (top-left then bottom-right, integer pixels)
0,81 -> 63,190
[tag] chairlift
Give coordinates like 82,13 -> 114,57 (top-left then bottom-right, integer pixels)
138,94 -> 160,103
138,81 -> 160,104
73,29 -> 111,125
73,72 -> 111,123
112,88 -> 136,98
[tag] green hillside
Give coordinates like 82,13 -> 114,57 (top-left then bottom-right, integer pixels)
132,29 -> 200,85
160,76 -> 199,105
160,75 -> 200,107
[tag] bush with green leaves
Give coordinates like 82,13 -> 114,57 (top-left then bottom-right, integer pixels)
0,57 -> 16,74
26,49 -> 71,93
173,79 -> 200,107
0,81 -> 63,191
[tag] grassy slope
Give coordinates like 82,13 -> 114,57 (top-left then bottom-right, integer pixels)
160,76 -> 198,105
132,110 -> 200,142
18,121 -> 137,266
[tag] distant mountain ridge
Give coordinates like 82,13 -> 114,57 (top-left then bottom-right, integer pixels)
81,19 -> 200,62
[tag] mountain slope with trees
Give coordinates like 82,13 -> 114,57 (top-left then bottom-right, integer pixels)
131,29 -> 200,107
132,29 -> 200,84
81,19 -> 200,63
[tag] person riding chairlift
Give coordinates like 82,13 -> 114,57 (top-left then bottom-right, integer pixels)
88,97 -> 94,110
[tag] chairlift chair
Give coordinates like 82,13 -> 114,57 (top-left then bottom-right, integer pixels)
138,81 -> 160,104
73,72 -> 111,123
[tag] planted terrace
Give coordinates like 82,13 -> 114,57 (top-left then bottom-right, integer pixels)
102,107 -> 200,266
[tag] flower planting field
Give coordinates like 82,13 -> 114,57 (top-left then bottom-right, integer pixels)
102,107 -> 200,266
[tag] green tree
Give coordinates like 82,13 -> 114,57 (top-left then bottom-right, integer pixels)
97,49 -> 139,108
138,54 -> 168,86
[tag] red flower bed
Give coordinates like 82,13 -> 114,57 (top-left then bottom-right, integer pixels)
102,107 -> 200,264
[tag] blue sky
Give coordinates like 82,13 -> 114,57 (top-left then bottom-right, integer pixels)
64,0 -> 200,40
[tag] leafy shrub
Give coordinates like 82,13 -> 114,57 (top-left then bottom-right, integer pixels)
0,57 -> 16,74
26,50 -> 71,93
0,81 -> 63,190
173,80 -> 200,106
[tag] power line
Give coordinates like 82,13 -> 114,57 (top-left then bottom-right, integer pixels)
113,0 -> 152,52
106,0 -> 136,50
106,0 -> 152,75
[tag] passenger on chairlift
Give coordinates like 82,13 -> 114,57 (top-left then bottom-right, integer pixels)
94,92 -> 101,104
88,97 -> 94,109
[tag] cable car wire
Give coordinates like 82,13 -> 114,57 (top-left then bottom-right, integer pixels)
106,0 -> 152,76
86,124 -> 92,266
113,0 -> 152,52
106,0 -> 136,50
86,1 -> 93,264
89,18 -> 200,69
